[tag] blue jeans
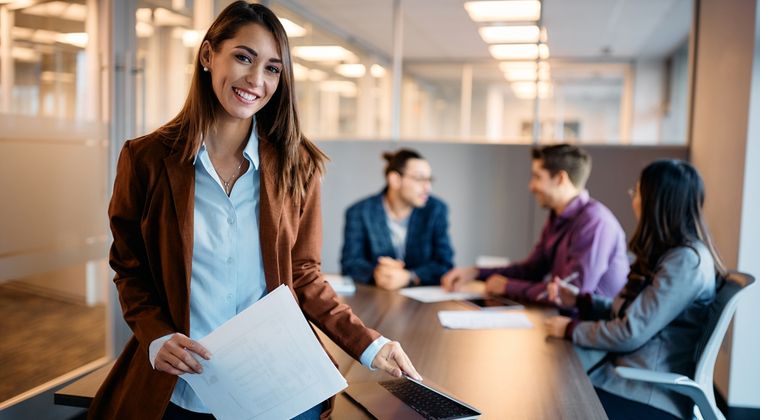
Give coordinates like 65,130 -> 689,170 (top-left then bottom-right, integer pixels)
291,402 -> 323,420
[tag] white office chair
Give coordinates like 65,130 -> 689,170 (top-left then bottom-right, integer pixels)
615,271 -> 755,420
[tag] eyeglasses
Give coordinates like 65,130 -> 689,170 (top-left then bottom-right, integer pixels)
400,172 -> 434,184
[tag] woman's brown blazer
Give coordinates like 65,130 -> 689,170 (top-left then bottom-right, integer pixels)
87,132 -> 379,419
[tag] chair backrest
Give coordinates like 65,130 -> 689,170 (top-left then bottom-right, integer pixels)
692,271 -> 755,405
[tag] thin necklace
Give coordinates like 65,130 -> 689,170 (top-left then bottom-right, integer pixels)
217,158 -> 245,196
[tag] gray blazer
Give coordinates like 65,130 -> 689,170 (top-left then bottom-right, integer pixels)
573,241 -> 716,419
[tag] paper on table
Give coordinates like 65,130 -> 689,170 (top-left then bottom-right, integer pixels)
323,273 -> 356,296
437,310 -> 533,329
182,284 -> 347,420
399,286 -> 482,303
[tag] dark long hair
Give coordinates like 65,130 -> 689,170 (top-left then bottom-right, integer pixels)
621,160 -> 726,301
155,1 -> 325,203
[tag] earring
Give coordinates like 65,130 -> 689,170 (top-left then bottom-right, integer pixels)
203,66 -> 209,72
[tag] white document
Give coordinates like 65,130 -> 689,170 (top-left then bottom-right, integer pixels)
323,273 -> 356,296
437,310 -> 533,329
399,286 -> 482,303
475,255 -> 511,268
182,284 -> 347,420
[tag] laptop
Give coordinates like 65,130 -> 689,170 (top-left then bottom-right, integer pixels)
344,375 -> 481,419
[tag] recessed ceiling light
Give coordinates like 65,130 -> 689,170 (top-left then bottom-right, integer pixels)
464,1 -> 541,22
22,1 -> 87,22
279,18 -> 307,37
489,43 -> 549,60
511,81 -> 552,99
479,25 -> 539,43
292,46 -> 358,63
370,64 -> 386,78
57,32 -> 88,48
321,80 -> 357,97
335,64 -> 366,78
500,61 -> 550,81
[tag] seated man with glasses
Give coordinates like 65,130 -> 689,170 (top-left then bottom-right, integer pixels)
442,144 -> 628,304
341,148 -> 454,290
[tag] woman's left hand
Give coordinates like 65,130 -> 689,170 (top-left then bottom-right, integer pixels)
372,341 -> 422,381
544,316 -> 572,338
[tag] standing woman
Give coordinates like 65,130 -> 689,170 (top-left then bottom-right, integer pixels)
545,160 -> 725,420
89,2 -> 419,419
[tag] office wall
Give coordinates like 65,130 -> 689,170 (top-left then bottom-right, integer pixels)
690,0 -> 760,408
317,141 -> 687,274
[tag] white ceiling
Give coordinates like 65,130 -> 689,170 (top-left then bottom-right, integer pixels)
279,0 -> 692,62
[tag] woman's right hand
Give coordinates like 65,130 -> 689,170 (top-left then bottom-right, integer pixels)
154,333 -> 211,376
441,266 -> 478,292
546,276 -> 580,309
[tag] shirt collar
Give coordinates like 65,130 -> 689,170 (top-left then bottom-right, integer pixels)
556,189 -> 590,220
193,119 -> 260,170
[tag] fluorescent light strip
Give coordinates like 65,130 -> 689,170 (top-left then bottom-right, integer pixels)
489,43 -> 549,60
321,80 -> 357,97
370,64 -> 386,77
22,1 -> 87,22
292,46 -> 358,63
479,25 -> 539,43
279,18 -> 307,37
464,1 -> 541,22
511,81 -> 552,99
335,64 -> 366,78
500,61 -> 550,81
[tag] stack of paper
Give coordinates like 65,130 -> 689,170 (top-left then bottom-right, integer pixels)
399,286 -> 482,303
475,255 -> 511,268
182,285 -> 347,420
437,310 -> 533,329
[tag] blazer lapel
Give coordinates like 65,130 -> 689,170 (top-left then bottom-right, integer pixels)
163,150 -> 195,291
259,138 -> 284,291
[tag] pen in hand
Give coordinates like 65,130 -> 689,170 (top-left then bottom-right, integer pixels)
537,271 -> 580,301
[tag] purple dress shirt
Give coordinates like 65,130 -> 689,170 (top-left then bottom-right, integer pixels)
478,190 -> 628,302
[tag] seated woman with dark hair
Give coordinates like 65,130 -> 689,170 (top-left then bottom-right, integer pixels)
545,160 -> 726,420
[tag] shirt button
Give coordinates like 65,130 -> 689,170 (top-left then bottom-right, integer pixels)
226,293 -> 233,301
227,216 -> 234,225
226,257 -> 233,264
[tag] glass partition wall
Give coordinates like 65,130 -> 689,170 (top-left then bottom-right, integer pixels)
269,0 -> 692,145
0,0 -> 109,408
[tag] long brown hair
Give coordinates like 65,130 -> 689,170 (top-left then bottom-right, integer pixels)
156,1 -> 326,202
621,160 -> 726,303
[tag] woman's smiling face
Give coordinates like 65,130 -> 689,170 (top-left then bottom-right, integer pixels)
201,23 -> 282,122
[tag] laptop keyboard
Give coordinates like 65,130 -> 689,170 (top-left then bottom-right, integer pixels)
379,378 -> 479,420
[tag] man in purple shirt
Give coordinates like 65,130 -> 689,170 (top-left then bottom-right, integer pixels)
442,144 -> 628,303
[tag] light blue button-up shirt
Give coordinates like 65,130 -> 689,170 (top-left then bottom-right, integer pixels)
149,124 -> 387,414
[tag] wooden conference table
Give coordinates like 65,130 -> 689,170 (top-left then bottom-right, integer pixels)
55,284 -> 607,419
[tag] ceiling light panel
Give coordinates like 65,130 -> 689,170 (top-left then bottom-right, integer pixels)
335,63 -> 366,78
464,1 -> 541,23
370,64 -> 386,77
279,18 -> 307,37
22,1 -> 87,22
511,81 -> 552,99
479,25 -> 539,43
292,46 -> 358,63
489,43 -> 549,60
